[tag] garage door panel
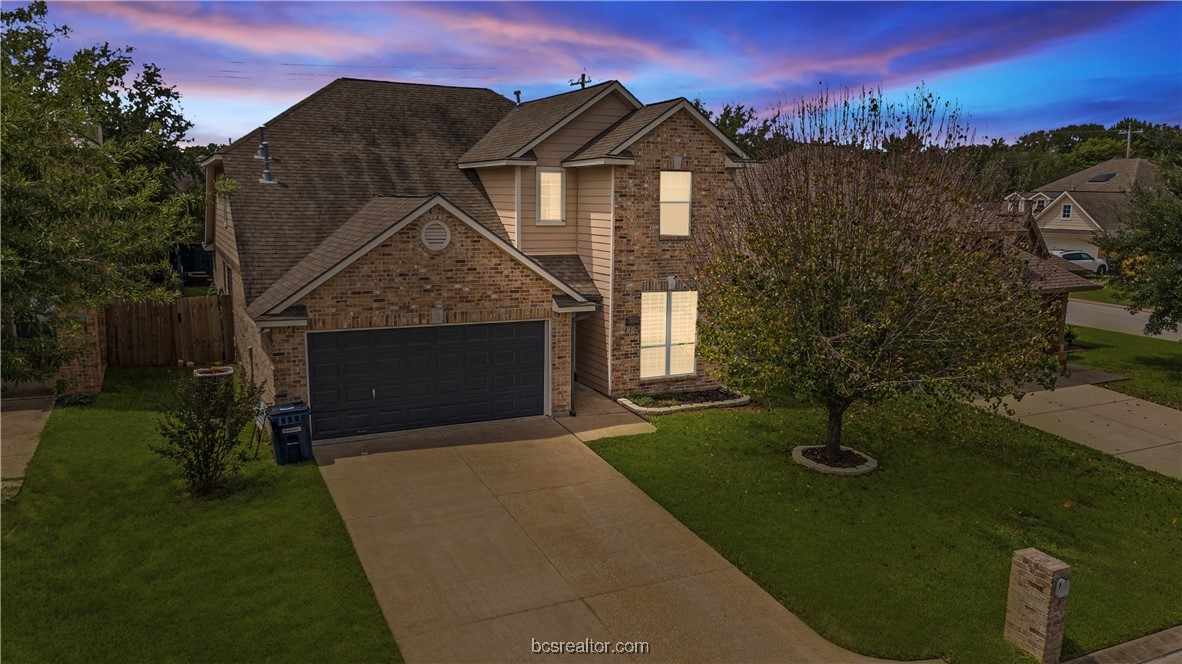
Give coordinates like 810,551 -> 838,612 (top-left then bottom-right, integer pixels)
308,322 -> 546,440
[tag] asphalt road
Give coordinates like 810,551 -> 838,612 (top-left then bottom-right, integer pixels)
1067,299 -> 1182,342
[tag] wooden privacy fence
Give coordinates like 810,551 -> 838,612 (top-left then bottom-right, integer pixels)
105,295 -> 234,367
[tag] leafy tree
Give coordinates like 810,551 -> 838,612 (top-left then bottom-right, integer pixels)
154,371 -> 264,497
694,87 -> 1059,462
692,99 -> 781,158
1097,163 -> 1182,335
1,1 -> 191,385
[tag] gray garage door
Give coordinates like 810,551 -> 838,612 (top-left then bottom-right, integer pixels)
307,321 -> 546,440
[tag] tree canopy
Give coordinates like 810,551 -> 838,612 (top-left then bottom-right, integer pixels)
694,87 -> 1060,460
1097,163 -> 1182,336
1,1 -> 193,386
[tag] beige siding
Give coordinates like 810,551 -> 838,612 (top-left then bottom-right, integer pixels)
477,166 -> 518,247
213,195 -> 240,269
1038,198 -> 1102,233
574,166 -> 614,394
520,92 -> 633,257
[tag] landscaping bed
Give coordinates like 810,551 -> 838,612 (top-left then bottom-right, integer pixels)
590,397 -> 1182,663
1067,325 -> 1182,410
0,367 -> 401,662
618,388 -> 749,415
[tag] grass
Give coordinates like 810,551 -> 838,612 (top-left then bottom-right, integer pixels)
590,398 -> 1182,663
1,367 -> 401,663
1068,325 -> 1182,410
181,285 -> 212,297
1069,280 -> 1132,306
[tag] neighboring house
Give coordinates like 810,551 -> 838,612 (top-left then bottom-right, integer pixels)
986,208 -> 1099,367
1006,157 -> 1158,257
202,78 -> 753,441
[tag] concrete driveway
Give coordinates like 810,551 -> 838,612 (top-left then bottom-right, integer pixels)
316,392 -> 902,663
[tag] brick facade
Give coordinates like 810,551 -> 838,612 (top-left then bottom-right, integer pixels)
246,206 -> 573,415
57,309 -> 107,394
610,110 -> 735,395
1004,548 -> 1071,664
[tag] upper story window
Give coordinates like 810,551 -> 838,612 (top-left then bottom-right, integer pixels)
537,168 -> 565,224
660,171 -> 692,236
640,290 -> 697,379
1034,199 -> 1046,211
1061,204 -> 1072,219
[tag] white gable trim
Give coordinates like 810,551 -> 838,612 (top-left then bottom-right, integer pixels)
610,99 -> 750,160
1033,191 -> 1103,232
511,83 -> 643,158
264,195 -> 590,316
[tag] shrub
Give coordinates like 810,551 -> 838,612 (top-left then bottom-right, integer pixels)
153,370 -> 263,497
1064,324 -> 1079,347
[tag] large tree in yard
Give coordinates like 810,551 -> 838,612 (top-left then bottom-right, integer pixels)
1,2 -> 191,385
694,87 -> 1060,462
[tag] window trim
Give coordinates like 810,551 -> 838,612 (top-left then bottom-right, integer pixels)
536,167 -> 566,225
659,170 -> 692,237
1061,204 -> 1072,219
640,290 -> 697,380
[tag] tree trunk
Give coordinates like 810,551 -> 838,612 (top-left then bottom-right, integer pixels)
824,400 -> 852,462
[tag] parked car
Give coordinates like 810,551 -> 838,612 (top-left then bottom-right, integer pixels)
1051,250 -> 1108,275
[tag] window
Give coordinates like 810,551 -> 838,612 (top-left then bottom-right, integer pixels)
1061,204 -> 1072,219
1078,252 -> 1094,261
537,168 -> 564,224
1034,199 -> 1046,211
640,290 -> 697,378
660,171 -> 692,236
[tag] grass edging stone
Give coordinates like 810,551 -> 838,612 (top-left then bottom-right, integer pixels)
792,445 -> 879,476
617,389 -> 750,415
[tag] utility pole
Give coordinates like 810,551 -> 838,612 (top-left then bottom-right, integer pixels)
1118,123 -> 1144,158
569,69 -> 592,90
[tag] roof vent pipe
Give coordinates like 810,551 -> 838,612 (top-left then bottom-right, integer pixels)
254,126 -> 268,160
514,90 -> 522,106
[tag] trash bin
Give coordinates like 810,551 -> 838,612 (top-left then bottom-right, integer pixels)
268,402 -> 312,465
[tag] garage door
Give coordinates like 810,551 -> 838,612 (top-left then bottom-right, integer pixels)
307,321 -> 546,440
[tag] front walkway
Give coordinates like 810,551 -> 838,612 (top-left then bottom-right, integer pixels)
999,385 -> 1182,480
315,389 -> 918,663
1,396 -> 55,499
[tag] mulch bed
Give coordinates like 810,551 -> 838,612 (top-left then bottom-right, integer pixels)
801,446 -> 871,468
629,389 -> 736,408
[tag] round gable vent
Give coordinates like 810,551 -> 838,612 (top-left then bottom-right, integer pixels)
421,220 -> 451,251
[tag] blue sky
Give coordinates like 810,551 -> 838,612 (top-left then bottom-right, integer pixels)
44,1 -> 1182,146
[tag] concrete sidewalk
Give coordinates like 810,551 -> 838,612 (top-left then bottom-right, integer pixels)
1,396 -> 55,498
999,385 -> 1181,480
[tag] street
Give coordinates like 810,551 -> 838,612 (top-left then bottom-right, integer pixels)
1067,300 -> 1182,342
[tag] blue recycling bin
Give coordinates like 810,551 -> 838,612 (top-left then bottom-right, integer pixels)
268,402 -> 312,465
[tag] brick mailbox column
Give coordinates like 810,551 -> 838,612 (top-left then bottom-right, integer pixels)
1004,548 -> 1072,664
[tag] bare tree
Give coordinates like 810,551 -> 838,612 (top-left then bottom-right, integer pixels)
695,87 -> 1059,463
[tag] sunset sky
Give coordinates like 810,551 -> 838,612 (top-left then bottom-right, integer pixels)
45,1 -> 1182,147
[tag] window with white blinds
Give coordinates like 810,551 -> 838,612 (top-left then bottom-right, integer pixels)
640,290 -> 698,378
538,169 -> 564,223
660,171 -> 691,236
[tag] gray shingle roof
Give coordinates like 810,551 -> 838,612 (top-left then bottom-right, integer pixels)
458,81 -> 619,164
565,99 -> 683,162
1034,158 -> 1158,234
218,78 -> 516,305
245,196 -> 434,318
1021,251 -> 1098,294
530,255 -> 601,301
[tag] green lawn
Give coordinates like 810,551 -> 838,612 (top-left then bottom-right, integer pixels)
1069,282 -> 1130,306
181,285 -> 212,297
590,398 -> 1182,664
1,367 -> 400,663
1069,325 -> 1182,410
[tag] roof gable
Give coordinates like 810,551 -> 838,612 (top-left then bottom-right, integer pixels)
248,195 -> 589,319
564,98 -> 751,165
458,81 -> 642,166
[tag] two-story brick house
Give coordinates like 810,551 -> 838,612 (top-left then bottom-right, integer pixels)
202,78 -> 752,441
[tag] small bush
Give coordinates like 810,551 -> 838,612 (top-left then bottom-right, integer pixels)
1064,324 -> 1078,346
153,370 -> 263,497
